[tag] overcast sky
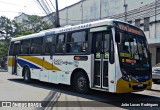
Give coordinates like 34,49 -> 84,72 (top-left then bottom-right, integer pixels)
0,0 -> 80,20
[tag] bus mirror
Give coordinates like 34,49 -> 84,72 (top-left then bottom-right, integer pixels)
109,38 -> 115,64
115,33 -> 120,43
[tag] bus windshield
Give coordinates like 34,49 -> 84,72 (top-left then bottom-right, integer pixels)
116,31 -> 150,70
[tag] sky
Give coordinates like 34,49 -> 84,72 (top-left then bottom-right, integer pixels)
0,0 -> 80,20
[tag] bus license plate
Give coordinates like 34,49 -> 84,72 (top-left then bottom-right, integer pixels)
137,84 -> 143,87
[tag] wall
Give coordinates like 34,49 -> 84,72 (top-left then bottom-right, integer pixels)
149,47 -> 157,66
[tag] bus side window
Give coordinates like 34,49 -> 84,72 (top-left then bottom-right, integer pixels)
30,37 -> 43,54
55,34 -> 65,53
14,43 -> 20,55
45,36 -> 53,54
21,40 -> 30,54
66,31 -> 88,53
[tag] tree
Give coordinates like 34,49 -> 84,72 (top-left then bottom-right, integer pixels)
22,15 -> 42,32
13,15 -> 53,37
0,16 -> 15,41
22,15 -> 53,33
0,16 -> 16,65
0,15 -> 53,64
0,41 -> 8,58
13,21 -> 35,37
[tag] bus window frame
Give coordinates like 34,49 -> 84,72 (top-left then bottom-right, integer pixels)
13,42 -> 21,56
66,29 -> 89,55
20,39 -> 31,55
43,35 -> 54,55
55,33 -> 66,55
29,36 -> 44,56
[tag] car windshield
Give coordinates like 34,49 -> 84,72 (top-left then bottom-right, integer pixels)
116,31 -> 150,68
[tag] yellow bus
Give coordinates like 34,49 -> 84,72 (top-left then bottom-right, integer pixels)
8,19 -> 152,93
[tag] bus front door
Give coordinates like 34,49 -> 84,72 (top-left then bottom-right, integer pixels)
93,32 -> 110,89
12,42 -> 20,74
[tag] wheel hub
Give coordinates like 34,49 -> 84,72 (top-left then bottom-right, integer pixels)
78,77 -> 86,90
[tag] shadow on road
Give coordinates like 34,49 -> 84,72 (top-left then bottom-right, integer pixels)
8,78 -> 160,109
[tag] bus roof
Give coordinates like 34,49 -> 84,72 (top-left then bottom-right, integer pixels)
11,19 -> 136,42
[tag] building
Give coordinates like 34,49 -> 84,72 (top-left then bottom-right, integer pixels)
58,0 -> 160,66
14,13 -> 29,24
41,12 -> 55,26
14,13 -> 55,30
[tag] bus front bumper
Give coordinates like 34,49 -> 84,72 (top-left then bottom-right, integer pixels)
116,78 -> 152,93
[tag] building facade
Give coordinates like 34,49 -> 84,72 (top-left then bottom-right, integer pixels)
59,0 -> 160,66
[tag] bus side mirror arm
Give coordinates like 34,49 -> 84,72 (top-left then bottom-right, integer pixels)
109,38 -> 115,64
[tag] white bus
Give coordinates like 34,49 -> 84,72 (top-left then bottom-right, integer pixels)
8,19 -> 152,93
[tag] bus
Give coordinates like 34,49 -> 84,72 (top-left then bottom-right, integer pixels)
8,19 -> 152,93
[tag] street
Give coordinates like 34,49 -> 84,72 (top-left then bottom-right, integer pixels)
0,70 -> 160,110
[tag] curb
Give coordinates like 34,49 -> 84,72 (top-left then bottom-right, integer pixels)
0,68 -> 8,72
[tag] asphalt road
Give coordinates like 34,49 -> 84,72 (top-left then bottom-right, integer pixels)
0,70 -> 160,110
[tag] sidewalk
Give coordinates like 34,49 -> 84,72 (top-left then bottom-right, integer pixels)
0,67 -> 8,72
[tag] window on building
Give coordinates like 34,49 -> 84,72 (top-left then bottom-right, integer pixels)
144,17 -> 150,31
30,37 -> 43,54
21,40 -> 30,54
45,36 -> 53,54
55,34 -> 65,53
66,31 -> 88,53
135,19 -> 140,28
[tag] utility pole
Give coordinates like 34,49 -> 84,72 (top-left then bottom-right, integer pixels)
55,0 -> 60,27
124,0 -> 128,22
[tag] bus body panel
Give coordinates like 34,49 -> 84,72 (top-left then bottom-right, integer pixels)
7,19 -> 152,93
8,56 -> 14,74
12,55 -> 92,86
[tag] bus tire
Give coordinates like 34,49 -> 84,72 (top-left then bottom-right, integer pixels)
23,67 -> 31,83
72,71 -> 89,94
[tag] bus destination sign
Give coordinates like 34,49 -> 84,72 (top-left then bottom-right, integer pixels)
115,22 -> 144,36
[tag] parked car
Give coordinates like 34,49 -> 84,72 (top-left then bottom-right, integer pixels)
152,63 -> 160,83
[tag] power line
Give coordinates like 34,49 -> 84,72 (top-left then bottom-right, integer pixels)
34,0 -> 46,15
44,0 -> 54,13
0,10 -> 42,15
36,0 -> 55,25
37,0 -> 49,15
0,0 -> 20,6
48,0 -> 56,11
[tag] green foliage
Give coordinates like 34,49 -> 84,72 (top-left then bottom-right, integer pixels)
41,22 -> 53,30
0,41 -> 9,58
0,16 -> 15,41
0,15 -> 53,59
13,15 -> 53,37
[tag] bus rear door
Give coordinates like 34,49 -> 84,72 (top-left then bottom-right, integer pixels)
12,42 -> 20,74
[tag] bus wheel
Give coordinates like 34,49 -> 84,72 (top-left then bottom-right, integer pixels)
73,71 -> 89,94
23,67 -> 31,83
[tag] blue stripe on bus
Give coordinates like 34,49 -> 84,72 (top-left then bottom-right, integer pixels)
17,59 -> 41,69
